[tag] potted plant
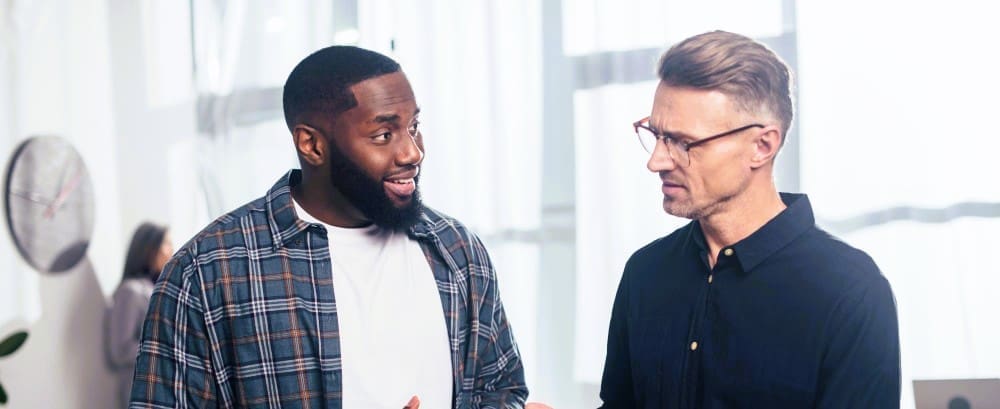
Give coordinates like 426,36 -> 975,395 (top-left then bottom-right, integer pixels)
0,331 -> 29,405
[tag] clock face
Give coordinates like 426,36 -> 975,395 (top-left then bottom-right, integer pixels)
4,136 -> 95,274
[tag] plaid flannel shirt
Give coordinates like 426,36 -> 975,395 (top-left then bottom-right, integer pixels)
129,170 -> 527,408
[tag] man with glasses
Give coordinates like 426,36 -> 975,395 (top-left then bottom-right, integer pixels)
599,31 -> 901,408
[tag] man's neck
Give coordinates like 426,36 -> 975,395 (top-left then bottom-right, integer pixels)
291,171 -> 370,228
699,185 -> 786,268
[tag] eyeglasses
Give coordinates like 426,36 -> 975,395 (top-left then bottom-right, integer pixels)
633,116 -> 764,167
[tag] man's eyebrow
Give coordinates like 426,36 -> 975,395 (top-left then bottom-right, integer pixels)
373,108 -> 420,124
665,130 -> 696,140
373,114 -> 400,124
649,125 -> 697,141
651,124 -> 694,140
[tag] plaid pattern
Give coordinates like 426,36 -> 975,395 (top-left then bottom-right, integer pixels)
129,170 -> 527,409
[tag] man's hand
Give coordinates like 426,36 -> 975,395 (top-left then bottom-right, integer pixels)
401,395 -> 550,408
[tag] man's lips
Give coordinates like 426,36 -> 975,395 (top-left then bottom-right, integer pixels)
384,167 -> 419,198
385,166 -> 419,182
661,180 -> 684,195
384,178 -> 416,197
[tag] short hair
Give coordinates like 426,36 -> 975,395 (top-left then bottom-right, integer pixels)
657,31 -> 794,140
122,222 -> 167,280
282,46 -> 401,130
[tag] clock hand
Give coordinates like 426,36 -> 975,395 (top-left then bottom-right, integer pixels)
10,189 -> 53,206
52,163 -> 72,195
43,171 -> 83,219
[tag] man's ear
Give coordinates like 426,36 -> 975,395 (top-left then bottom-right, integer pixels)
750,126 -> 783,169
292,124 -> 327,167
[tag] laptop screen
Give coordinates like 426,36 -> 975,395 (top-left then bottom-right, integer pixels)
913,379 -> 1000,409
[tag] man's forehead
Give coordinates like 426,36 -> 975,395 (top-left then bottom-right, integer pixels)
651,85 -> 738,131
346,72 -> 417,120
349,72 -> 414,100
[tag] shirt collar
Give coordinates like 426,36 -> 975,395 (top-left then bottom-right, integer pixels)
690,193 -> 815,272
263,170 -> 311,249
265,169 -> 440,249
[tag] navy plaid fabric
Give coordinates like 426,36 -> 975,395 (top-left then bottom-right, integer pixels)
129,170 -> 527,408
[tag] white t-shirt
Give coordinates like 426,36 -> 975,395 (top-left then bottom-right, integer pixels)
293,199 -> 453,408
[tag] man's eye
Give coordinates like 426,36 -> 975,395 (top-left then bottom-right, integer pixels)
663,136 -> 682,146
408,121 -> 420,135
373,132 -> 391,142
662,134 -> 683,145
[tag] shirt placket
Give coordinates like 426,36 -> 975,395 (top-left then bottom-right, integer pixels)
679,246 -> 736,409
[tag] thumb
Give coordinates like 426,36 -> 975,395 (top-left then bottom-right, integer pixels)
403,395 -> 420,409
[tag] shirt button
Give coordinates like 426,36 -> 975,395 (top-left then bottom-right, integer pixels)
690,341 -> 698,351
723,248 -> 734,256
707,275 -> 713,284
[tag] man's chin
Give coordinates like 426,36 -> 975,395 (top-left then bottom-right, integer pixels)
397,200 -> 424,220
662,200 -> 697,220
366,199 -> 423,230
388,195 -> 415,209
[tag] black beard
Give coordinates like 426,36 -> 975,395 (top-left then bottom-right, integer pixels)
326,143 -> 423,230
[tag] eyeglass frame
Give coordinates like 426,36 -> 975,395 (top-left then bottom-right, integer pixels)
633,116 -> 765,165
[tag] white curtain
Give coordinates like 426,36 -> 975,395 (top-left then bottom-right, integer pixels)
186,0 -> 327,220
562,0 -> 783,56
0,0 -> 25,324
798,2 -> 1000,408
0,0 -> 122,322
0,0 -> 122,407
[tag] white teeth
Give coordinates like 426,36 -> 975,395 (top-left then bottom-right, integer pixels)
390,178 -> 413,184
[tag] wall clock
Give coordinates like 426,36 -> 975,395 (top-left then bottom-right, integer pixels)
4,136 -> 95,274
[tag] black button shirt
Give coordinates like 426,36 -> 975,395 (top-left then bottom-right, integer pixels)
599,193 -> 900,408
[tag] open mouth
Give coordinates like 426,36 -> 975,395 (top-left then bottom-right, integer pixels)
384,178 -> 416,198
383,166 -> 419,200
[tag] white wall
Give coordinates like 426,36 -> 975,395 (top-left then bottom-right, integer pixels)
0,260 -> 116,408
0,0 -> 190,407
106,0 -> 198,288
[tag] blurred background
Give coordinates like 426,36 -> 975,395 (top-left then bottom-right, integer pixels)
1,0 -> 998,408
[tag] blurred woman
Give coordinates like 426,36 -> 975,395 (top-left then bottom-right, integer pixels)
105,222 -> 173,407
